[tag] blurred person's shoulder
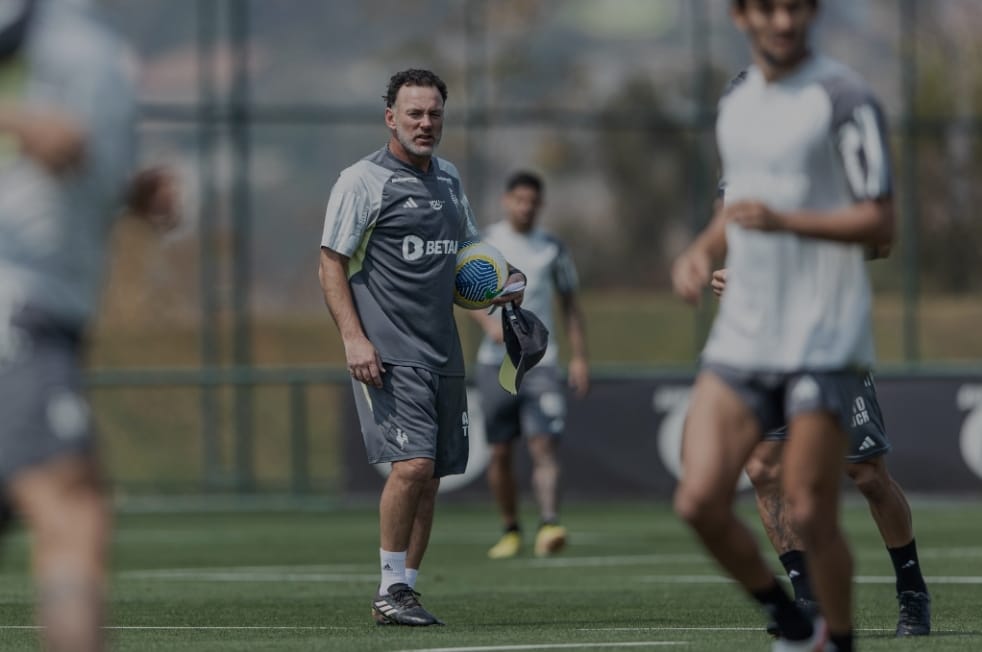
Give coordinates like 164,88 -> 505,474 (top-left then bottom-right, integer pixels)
30,0 -> 136,79
810,55 -> 884,117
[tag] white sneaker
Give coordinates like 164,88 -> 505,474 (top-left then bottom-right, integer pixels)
771,617 -> 828,652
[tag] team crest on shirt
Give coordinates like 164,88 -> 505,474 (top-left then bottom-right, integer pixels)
429,200 -> 444,210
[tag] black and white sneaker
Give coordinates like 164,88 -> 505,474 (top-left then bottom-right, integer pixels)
895,591 -> 930,636
371,583 -> 444,626
766,599 -> 818,638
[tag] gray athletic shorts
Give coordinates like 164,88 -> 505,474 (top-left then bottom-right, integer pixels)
475,363 -> 566,443
704,363 -> 885,461
761,372 -> 891,462
0,308 -> 95,482
351,365 -> 468,478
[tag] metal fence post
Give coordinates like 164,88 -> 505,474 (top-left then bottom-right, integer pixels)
289,381 -> 310,494
900,0 -> 920,362
196,0 -> 223,491
229,0 -> 255,491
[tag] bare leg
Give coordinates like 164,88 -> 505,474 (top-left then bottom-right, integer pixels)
10,456 -> 110,652
379,458 -> 435,552
746,440 -> 804,554
783,412 -> 852,636
845,457 -> 912,548
527,434 -> 560,523
673,372 -> 774,591
487,442 -> 518,529
406,477 -> 439,570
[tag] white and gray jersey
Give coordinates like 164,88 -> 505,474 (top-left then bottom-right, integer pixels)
703,55 -> 892,372
0,0 -> 136,327
476,222 -> 578,368
321,147 -> 480,376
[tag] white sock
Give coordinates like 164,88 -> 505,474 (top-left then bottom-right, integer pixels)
405,568 -> 419,589
380,548 -> 407,593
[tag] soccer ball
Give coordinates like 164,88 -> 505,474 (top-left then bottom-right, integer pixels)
454,240 -> 509,310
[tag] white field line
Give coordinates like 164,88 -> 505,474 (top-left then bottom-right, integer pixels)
638,574 -> 982,585
120,569 -> 376,583
392,644 -> 685,652
577,626 -> 900,633
520,546 -> 982,568
519,554 -> 707,567
0,625 -> 355,630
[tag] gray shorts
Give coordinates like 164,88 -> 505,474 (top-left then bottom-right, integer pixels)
762,372 -> 891,462
475,363 -> 566,444
0,309 -> 95,482
351,365 -> 468,478
704,363 -> 880,460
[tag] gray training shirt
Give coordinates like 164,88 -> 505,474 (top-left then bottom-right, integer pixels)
321,146 -> 480,376
704,55 -> 892,372
0,0 -> 137,326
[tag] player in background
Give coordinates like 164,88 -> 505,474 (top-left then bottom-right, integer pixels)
318,69 -> 525,626
670,1 -> 894,650
0,2 -> 179,650
469,171 -> 589,560
713,264 -> 931,638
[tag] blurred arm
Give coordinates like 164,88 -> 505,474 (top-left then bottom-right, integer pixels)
559,290 -> 589,398
671,205 -> 728,305
0,104 -> 85,174
726,198 -> 894,247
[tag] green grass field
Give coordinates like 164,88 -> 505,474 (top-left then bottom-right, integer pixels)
0,499 -> 979,650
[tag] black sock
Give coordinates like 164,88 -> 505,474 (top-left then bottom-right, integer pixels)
888,539 -> 928,594
752,581 -> 813,640
779,549 -> 815,602
830,632 -> 854,652
505,523 -> 520,533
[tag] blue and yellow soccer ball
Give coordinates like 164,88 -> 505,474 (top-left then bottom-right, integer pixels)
454,240 -> 509,310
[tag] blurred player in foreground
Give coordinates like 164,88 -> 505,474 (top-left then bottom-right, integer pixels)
318,69 -> 524,627
0,1 -> 178,650
671,1 -> 894,650
470,171 -> 589,560
712,268 -> 931,638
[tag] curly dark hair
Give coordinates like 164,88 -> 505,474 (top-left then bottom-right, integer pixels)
384,69 -> 448,108
505,170 -> 544,194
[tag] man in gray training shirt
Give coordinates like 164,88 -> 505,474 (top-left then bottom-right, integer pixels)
318,68 -> 524,627
671,1 -> 894,651
0,2 -> 178,650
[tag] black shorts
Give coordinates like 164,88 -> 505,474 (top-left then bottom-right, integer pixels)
475,363 -> 565,444
351,365 -> 469,478
762,372 -> 890,462
0,309 -> 95,482
704,363 -> 878,458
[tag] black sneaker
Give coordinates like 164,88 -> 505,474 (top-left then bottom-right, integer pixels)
371,583 -> 443,626
766,599 -> 818,638
895,591 -> 930,636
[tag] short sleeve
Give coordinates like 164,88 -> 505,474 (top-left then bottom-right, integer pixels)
320,165 -> 380,257
826,78 -> 893,201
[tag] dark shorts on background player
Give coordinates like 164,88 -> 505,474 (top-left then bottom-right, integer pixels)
0,308 -> 95,482
704,363 -> 871,442
351,365 -> 468,477
762,372 -> 891,462
476,363 -> 566,444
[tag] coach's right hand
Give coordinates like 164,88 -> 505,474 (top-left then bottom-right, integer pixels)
345,335 -> 385,388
